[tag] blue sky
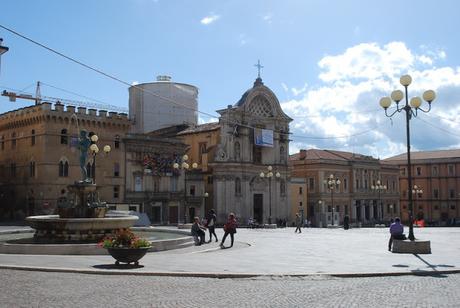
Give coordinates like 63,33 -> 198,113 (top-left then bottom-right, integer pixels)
1,0 -> 460,158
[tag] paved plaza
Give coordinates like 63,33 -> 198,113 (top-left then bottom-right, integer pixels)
1,226 -> 460,307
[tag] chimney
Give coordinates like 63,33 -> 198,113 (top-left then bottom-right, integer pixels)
299,149 -> 307,160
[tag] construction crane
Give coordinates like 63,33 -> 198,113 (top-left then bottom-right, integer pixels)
1,81 -> 128,113
2,81 -> 41,104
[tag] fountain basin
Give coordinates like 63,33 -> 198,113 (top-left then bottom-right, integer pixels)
26,215 -> 139,242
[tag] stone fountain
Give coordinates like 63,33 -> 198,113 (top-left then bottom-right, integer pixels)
26,123 -> 138,243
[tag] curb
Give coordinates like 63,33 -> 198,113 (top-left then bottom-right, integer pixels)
1,264 -> 459,279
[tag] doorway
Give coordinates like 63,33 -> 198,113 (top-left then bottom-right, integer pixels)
169,206 -> 178,224
253,194 -> 263,224
188,207 -> 196,223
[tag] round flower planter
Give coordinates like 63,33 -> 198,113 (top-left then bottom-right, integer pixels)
107,247 -> 150,266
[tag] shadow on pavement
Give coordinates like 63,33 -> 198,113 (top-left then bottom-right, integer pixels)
392,264 -> 410,268
93,264 -> 145,270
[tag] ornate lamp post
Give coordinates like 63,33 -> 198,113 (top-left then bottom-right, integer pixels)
89,134 -> 111,184
379,75 -> 436,241
259,165 -> 280,225
323,174 -> 340,226
371,180 -> 387,222
412,185 -> 423,222
173,154 -> 197,225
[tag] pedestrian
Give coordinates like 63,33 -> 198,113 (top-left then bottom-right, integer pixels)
295,213 -> 302,233
388,217 -> 406,251
191,216 -> 206,246
343,215 -> 350,230
220,213 -> 237,249
206,209 -> 218,243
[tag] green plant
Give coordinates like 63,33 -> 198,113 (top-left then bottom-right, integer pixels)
99,228 -> 151,249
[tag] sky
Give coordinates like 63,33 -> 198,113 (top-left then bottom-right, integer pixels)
1,0 -> 460,159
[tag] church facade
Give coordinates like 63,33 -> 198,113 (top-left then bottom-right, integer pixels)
179,77 -> 292,225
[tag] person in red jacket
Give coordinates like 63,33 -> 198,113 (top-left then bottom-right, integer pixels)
220,213 -> 237,249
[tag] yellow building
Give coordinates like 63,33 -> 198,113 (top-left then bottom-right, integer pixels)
289,177 -> 308,226
0,102 -> 130,219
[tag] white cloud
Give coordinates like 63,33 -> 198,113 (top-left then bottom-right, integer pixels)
262,13 -> 273,24
201,14 -> 220,25
282,42 -> 460,158
198,115 -> 218,124
131,81 -> 139,86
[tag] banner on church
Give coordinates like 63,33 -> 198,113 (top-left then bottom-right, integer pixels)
254,128 -> 273,147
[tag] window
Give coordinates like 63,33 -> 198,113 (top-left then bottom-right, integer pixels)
129,206 -> 137,211
299,187 -> 303,195
308,178 -> 314,191
448,164 -> 455,176
10,163 -> 16,177
11,132 -> 16,149
451,204 -> 456,210
299,201 -> 303,207
114,135 -> 120,149
392,181 -> 396,191
113,163 -> 120,177
364,180 -> 368,190
189,185 -> 196,196
280,179 -> 286,196
280,146 -> 285,163
234,142 -> 240,161
400,168 -> 406,176
253,145 -> 262,163
113,186 -> 119,199
171,177 -> 178,192
432,166 -> 438,176
343,178 -> 348,191
449,189 -> 455,199
356,179 -> 359,190
416,167 -> 422,176
199,142 -> 207,163
207,176 -> 213,184
31,130 -> 36,146
29,161 -> 36,177
59,160 -> 69,177
60,129 -> 68,145
433,189 -> 439,199
235,177 -> 241,195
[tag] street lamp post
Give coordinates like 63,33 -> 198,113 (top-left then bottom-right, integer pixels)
173,154 -> 197,225
371,180 -> 387,223
323,174 -> 340,226
259,165 -> 281,225
89,134 -> 111,184
412,185 -> 423,222
379,75 -> 436,241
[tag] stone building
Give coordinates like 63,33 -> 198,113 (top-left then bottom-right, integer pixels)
178,77 -> 292,225
384,149 -> 460,225
290,149 -> 400,227
123,128 -> 205,225
0,102 -> 130,219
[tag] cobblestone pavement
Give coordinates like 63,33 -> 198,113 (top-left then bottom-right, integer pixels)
1,269 -> 459,308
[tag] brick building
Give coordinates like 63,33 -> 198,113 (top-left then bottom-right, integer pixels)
385,149 -> 460,225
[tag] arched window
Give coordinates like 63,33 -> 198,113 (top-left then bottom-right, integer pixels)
114,135 -> 120,149
280,179 -> 286,196
234,142 -> 241,161
59,159 -> 69,177
31,129 -> 36,146
235,177 -> 241,195
29,161 -> 36,177
11,132 -> 16,149
61,129 -> 68,145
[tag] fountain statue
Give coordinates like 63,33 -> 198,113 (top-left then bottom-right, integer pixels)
26,112 -> 138,243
